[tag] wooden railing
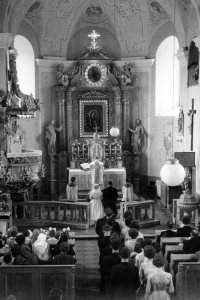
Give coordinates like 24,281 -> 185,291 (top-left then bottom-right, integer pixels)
12,201 -> 91,230
120,200 -> 159,228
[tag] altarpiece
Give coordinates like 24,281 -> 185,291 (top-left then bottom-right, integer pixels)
48,30 -> 141,194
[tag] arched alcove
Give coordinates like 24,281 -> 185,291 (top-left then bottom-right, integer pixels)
155,36 -> 180,116
14,35 -> 35,97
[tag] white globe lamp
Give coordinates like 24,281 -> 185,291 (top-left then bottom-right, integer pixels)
160,158 -> 185,186
110,126 -> 120,137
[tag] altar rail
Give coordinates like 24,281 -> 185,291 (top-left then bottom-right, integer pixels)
120,200 -> 160,228
12,201 -> 91,230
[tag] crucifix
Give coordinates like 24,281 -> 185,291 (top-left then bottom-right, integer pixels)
88,30 -> 100,49
187,98 -> 196,151
94,124 -> 98,133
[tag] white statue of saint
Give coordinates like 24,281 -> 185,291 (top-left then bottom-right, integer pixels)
89,156 -> 104,189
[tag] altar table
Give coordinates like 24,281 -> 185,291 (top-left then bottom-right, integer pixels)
69,168 -> 126,190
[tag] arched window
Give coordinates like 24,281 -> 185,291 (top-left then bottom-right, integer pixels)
14,35 -> 35,97
155,36 -> 180,116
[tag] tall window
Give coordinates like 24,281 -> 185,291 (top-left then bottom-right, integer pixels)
14,35 -> 35,97
155,36 -> 180,116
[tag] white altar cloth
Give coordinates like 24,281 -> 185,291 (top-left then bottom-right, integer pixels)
69,168 -> 126,190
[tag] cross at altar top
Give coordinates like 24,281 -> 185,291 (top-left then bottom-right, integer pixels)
88,30 -> 100,49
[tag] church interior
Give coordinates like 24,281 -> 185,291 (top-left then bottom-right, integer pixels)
1,0 -> 200,299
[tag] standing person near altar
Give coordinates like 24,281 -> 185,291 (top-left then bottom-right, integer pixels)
89,184 -> 104,222
102,181 -> 118,217
122,178 -> 134,202
89,156 -> 104,189
66,177 -> 78,202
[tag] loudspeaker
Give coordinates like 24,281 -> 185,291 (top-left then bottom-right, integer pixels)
174,152 -> 195,167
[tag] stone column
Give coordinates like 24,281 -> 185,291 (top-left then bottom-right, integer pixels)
112,87 -> 122,138
0,34 -> 13,151
54,86 -> 67,153
121,86 -> 134,151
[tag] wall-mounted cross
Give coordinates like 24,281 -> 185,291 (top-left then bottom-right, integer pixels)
88,30 -> 100,49
187,98 -> 196,151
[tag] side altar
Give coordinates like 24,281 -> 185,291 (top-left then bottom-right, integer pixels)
46,30 -> 142,196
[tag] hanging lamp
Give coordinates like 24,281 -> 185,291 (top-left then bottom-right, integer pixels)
160,158 -> 185,186
110,126 -> 120,137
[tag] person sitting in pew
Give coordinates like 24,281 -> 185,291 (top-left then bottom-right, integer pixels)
183,229 -> 200,254
159,221 -> 177,242
11,234 -> 25,257
14,244 -> 39,265
0,253 -> 12,265
49,288 -> 63,300
32,232 -> 52,264
53,232 -> 75,257
177,216 -> 193,237
53,242 -> 77,265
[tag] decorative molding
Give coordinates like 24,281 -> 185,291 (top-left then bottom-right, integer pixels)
78,0 -> 108,26
44,0 -> 85,52
11,0 -> 36,36
148,0 -> 169,24
25,0 -> 42,24
104,0 -> 145,54
79,90 -> 107,98
0,33 -> 13,49
193,36 -> 200,52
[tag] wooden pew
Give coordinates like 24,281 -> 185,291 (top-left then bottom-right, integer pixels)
169,253 -> 193,288
176,262 -> 200,300
155,229 -> 177,243
164,245 -> 183,272
0,265 -> 76,300
160,237 -> 187,255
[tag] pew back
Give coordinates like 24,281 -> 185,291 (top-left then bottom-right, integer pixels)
177,262 -> 200,300
0,265 -> 76,300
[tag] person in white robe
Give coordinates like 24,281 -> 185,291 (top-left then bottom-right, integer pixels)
89,156 -> 104,189
122,178 -> 134,202
66,176 -> 78,202
89,184 -> 104,222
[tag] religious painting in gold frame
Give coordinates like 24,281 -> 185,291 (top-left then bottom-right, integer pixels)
79,100 -> 108,138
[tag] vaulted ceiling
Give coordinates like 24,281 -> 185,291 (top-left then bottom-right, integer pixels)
1,0 -> 200,59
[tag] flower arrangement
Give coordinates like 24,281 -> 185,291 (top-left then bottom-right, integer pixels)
182,170 -> 192,192
0,193 -> 11,213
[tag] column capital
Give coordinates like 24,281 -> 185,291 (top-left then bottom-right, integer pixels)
0,33 -> 13,49
176,48 -> 188,66
193,36 -> 200,51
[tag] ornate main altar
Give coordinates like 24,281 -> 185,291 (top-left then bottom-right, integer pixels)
47,30 -> 141,195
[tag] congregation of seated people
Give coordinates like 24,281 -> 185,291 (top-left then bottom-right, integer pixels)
0,226 -> 76,266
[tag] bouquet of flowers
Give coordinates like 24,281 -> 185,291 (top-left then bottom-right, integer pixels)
0,193 -> 11,213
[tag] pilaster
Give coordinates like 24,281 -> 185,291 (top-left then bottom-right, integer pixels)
0,33 -> 13,93
54,86 -> 67,152
121,86 -> 134,151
